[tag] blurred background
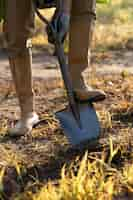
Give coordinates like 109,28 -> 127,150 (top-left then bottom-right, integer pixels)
0,0 -> 133,52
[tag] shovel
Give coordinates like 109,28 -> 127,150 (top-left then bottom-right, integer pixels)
35,8 -> 101,146
55,43 -> 100,145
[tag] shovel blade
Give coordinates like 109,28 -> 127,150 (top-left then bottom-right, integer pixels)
55,103 -> 100,145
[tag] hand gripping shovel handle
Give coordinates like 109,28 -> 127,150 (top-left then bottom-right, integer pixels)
35,8 -> 82,128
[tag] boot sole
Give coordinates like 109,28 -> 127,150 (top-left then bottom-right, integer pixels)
75,94 -> 106,103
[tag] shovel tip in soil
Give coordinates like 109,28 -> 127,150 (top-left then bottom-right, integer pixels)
56,104 -> 100,146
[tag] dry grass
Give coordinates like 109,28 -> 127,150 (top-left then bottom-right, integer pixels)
0,1 -> 133,51
0,1 -> 133,199
26,154 -> 133,200
94,0 -> 133,51
32,0 -> 133,52
0,73 -> 132,199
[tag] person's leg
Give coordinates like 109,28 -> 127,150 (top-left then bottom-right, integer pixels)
69,0 -> 106,102
4,0 -> 39,136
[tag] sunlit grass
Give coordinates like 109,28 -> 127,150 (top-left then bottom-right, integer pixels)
32,0 -> 133,51
0,1 -> 133,199
13,149 -> 133,200
33,152 -> 117,200
0,75 -> 133,199
95,0 -> 133,50
0,1 -> 133,51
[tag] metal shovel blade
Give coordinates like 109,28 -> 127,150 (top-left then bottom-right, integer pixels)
56,103 -> 100,145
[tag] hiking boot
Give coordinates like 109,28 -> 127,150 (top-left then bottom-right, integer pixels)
74,76 -> 106,102
8,112 -> 39,137
69,0 -> 106,102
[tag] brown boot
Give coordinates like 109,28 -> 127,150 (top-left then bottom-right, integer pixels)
8,49 -> 39,136
69,0 -> 106,102
73,75 -> 106,102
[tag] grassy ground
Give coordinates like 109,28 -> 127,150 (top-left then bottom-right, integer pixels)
0,0 -> 133,199
0,73 -> 133,199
